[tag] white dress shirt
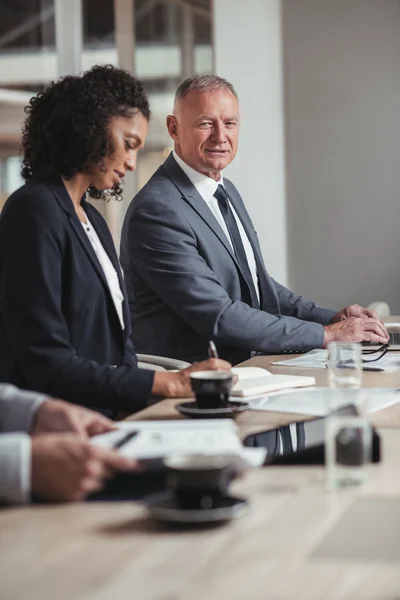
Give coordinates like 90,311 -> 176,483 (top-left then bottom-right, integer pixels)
173,151 -> 260,302
0,384 -> 48,504
81,216 -> 125,330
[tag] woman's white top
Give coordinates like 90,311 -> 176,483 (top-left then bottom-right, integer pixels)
81,216 -> 125,330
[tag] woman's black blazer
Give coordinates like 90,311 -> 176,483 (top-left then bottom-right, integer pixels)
0,178 -> 154,413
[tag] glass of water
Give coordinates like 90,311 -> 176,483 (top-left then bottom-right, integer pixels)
328,342 -> 362,390
325,411 -> 372,489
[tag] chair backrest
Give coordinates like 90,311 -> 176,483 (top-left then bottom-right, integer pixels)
137,354 -> 191,371
137,361 -> 167,372
367,301 -> 390,318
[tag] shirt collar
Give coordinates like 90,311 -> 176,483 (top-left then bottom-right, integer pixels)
172,150 -> 225,198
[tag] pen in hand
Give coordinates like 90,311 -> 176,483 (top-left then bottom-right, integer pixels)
208,340 -> 219,359
113,430 -> 139,449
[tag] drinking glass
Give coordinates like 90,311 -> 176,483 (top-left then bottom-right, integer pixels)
328,342 -> 362,390
325,412 -> 372,489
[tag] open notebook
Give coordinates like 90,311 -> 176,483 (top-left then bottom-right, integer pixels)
230,366 -> 315,398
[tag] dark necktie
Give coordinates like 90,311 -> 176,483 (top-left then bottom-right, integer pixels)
214,184 -> 259,308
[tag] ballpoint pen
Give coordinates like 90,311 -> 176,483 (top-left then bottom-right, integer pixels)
208,340 -> 219,359
113,430 -> 139,449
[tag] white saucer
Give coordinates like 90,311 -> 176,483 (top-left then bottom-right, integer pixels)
144,490 -> 248,524
176,401 -> 249,419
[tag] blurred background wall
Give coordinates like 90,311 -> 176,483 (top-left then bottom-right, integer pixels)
284,0 -> 400,312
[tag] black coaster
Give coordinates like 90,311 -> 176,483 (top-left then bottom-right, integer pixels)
144,490 -> 248,524
176,400 -> 249,418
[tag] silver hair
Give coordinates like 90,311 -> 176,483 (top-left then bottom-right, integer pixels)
173,74 -> 238,114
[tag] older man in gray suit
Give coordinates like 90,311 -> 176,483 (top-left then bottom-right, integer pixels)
120,75 -> 388,365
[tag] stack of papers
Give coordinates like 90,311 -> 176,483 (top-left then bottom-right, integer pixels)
91,420 -> 266,467
272,349 -> 400,372
272,350 -> 328,369
244,387 -> 400,416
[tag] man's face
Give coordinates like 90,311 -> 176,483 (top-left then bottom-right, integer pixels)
167,88 -> 240,181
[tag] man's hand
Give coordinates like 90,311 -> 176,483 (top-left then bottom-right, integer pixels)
323,317 -> 389,347
332,304 -> 384,324
152,358 -> 232,398
31,434 -> 139,502
32,400 -> 116,439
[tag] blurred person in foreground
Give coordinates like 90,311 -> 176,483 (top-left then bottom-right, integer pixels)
0,384 -> 139,504
0,66 -> 230,417
120,74 -> 389,365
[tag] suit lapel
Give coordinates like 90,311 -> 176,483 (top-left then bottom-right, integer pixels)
47,180 -> 127,335
84,202 -> 131,338
163,155 -> 238,264
163,155 -> 279,312
83,201 -> 120,274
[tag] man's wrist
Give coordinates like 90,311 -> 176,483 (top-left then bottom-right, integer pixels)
31,399 -> 51,434
0,433 -> 31,504
0,384 -> 48,434
323,325 -> 333,348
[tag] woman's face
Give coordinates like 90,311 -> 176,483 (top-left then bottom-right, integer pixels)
89,112 -> 148,190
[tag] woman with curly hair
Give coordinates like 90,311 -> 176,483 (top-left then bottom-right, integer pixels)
0,65 -> 230,415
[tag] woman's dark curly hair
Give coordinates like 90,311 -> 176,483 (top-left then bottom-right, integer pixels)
21,64 -> 150,201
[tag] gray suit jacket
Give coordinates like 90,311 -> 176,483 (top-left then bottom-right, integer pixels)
0,385 -> 47,504
120,154 -> 335,365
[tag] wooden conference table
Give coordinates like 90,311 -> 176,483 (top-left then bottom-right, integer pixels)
129,346 -> 400,438
1,320 -> 400,600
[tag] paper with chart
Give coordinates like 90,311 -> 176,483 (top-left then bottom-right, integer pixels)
271,349 -> 400,372
244,387 -> 400,416
91,419 -> 266,467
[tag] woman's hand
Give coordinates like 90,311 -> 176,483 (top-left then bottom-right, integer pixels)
151,358 -> 232,398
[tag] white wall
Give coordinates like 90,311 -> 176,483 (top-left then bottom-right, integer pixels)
284,0 -> 400,311
213,0 -> 288,285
